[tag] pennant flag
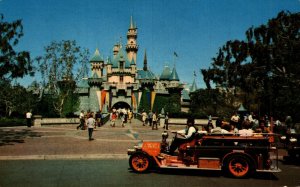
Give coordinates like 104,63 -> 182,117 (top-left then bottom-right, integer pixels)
194,71 -> 196,77
132,93 -> 137,110
138,91 -> 142,106
174,51 -> 178,57
105,92 -> 110,110
96,91 -> 101,110
151,91 -> 156,110
101,90 -> 106,110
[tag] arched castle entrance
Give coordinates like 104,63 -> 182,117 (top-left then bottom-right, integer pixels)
112,101 -> 130,110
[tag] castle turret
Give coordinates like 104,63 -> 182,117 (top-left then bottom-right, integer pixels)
126,16 -> 138,63
90,48 -> 104,78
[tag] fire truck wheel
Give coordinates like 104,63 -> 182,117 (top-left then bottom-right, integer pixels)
129,153 -> 151,173
224,155 -> 253,178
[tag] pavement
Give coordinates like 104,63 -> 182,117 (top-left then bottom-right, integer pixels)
0,118 -> 287,160
0,119 -> 181,160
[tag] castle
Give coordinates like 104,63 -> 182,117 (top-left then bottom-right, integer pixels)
77,17 -> 195,113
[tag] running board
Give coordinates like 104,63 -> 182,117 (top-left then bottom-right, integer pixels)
160,165 -> 221,171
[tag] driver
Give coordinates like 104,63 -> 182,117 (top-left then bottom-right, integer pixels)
169,117 -> 198,155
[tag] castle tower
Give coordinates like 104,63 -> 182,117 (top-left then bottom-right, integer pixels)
90,48 -> 104,78
126,16 -> 138,63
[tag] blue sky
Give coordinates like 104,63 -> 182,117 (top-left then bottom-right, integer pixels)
1,0 -> 299,88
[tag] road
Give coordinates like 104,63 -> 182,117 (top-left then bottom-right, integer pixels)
0,159 -> 299,187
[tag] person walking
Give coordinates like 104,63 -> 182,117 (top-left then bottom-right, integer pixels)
128,109 -> 133,123
121,111 -> 126,127
77,110 -> 85,130
163,112 -> 169,130
95,110 -> 102,127
26,110 -> 32,128
148,111 -> 153,127
87,113 -> 95,141
142,110 -> 147,126
152,112 -> 158,130
110,110 -> 117,127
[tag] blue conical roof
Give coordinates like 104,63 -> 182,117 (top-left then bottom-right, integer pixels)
137,69 -> 157,80
160,65 -> 171,80
190,78 -> 197,92
238,104 -> 247,112
169,66 -> 179,81
90,48 -> 103,62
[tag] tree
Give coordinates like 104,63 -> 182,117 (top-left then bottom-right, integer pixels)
0,14 -> 34,80
38,40 -> 89,117
0,79 -> 38,117
190,89 -> 234,118
202,11 -> 300,120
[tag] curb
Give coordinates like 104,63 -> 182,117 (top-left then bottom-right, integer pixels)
0,154 -> 129,160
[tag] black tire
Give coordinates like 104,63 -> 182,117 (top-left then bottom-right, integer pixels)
223,154 -> 253,178
129,153 -> 151,173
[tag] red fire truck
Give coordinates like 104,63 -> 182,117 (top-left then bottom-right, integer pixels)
128,131 -> 281,178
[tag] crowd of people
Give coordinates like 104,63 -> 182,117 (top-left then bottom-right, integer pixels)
141,110 -> 169,130
75,107 -> 294,141
109,108 -> 133,127
208,112 -> 293,136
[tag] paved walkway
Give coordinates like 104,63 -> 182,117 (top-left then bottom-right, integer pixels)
0,118 -> 287,160
0,119 -> 181,160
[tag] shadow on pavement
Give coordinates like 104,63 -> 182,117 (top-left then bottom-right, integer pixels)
0,129 -> 42,146
128,167 -> 279,180
281,156 -> 300,166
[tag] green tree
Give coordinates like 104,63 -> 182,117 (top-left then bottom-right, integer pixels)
37,40 -> 89,117
190,89 -> 234,118
202,11 -> 300,120
0,80 -> 38,117
0,14 -> 34,80
152,94 -> 169,114
165,92 -> 181,114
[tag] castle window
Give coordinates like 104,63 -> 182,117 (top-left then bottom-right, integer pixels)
120,61 -> 124,70
120,76 -> 124,83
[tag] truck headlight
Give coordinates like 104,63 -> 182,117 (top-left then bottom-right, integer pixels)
290,138 -> 297,143
280,136 -> 286,140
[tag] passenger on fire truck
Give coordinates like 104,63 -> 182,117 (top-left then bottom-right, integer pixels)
169,117 -> 198,155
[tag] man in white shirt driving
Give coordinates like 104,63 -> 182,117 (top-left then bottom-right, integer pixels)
169,117 -> 198,155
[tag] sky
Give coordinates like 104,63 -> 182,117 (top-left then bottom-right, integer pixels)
1,0 -> 300,88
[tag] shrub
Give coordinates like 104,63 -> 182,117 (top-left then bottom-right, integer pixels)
0,118 -> 26,127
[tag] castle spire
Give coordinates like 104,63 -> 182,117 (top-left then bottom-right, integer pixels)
130,16 -> 134,29
126,16 -> 138,63
143,49 -> 147,71
190,71 -> 198,92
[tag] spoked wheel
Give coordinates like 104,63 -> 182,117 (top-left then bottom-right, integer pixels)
129,153 -> 151,173
225,155 -> 252,178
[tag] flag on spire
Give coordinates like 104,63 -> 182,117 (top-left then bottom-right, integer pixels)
194,71 -> 196,77
174,52 -> 178,57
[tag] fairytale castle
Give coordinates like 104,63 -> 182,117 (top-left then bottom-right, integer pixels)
77,17 -> 196,113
